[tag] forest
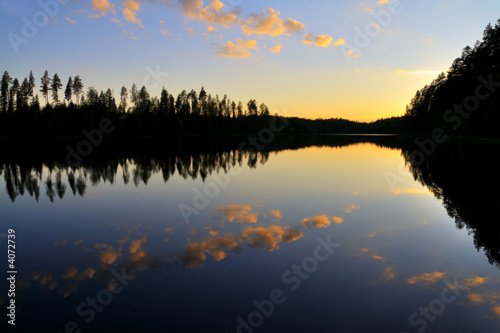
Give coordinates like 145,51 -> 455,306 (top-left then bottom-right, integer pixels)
1,18 -> 498,139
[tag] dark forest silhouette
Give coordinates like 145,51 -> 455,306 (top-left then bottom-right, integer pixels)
401,140 -> 500,268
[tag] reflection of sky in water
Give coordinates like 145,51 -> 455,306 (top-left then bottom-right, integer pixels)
1,143 -> 499,332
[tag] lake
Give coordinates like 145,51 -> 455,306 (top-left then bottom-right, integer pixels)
1,135 -> 499,333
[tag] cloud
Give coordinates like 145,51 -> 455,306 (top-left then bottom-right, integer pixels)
241,225 -> 301,251
377,0 -> 390,4
270,44 -> 283,53
237,39 -> 258,50
185,26 -> 195,34
303,32 -> 334,47
123,7 -> 142,25
161,29 -> 172,36
182,234 -> 240,268
122,0 -> 140,11
207,24 -> 217,32
129,236 -> 147,254
218,205 -> 257,221
209,0 -> 224,12
334,38 -> 345,46
65,17 -> 77,24
87,14 -> 101,18
241,8 -> 304,37
179,0 -> 238,27
407,271 -> 446,285
381,265 -> 396,280
99,246 -> 121,264
283,18 -> 305,34
301,215 -> 331,229
346,49 -> 364,58
332,216 -> 343,224
344,205 -> 360,213
461,276 -> 488,288
283,228 -> 304,242
270,209 -> 282,220
365,8 -> 374,12
91,0 -> 115,15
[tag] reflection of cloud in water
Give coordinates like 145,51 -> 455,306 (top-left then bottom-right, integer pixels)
218,205 -> 258,223
301,215 -> 332,229
129,236 -> 148,254
406,271 -> 446,285
344,205 -> 360,213
381,266 -> 396,280
241,225 -> 303,252
182,234 -> 240,268
270,209 -> 282,220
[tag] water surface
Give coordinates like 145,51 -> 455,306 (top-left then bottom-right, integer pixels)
1,136 -> 499,333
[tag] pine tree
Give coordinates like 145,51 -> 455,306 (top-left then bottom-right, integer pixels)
50,73 -> 62,104
65,76 -> 73,104
28,70 -> 35,103
1,71 -> 12,113
131,83 -> 138,106
72,75 -> 83,104
120,86 -> 128,112
40,70 -> 51,105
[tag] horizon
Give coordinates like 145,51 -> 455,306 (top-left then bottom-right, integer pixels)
1,0 -> 499,122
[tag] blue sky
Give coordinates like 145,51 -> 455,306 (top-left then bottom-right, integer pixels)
1,0 -> 499,121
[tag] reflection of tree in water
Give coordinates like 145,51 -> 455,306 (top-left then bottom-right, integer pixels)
402,143 -> 500,268
1,149 -> 270,202
1,135 -> 401,203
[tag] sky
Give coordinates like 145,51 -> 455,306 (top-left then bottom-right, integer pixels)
1,0 -> 499,122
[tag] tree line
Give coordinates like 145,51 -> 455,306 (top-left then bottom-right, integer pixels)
402,18 -> 500,137
0,69 -> 286,137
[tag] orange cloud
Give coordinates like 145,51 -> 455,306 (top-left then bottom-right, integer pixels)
462,276 -> 487,288
237,39 -> 258,50
407,271 -> 446,285
241,8 -> 304,36
180,0 -> 238,27
241,225 -> 302,251
91,0 -> 115,15
270,44 -> 283,53
382,266 -> 396,280
344,205 -> 360,213
123,7 -> 142,25
99,246 -> 120,264
122,0 -> 140,11
270,209 -> 282,220
182,234 -> 239,268
301,215 -> 331,229
129,236 -> 147,254
218,205 -> 257,221
66,17 -> 77,24
332,216 -> 343,224
334,38 -> 345,46
303,32 -> 334,47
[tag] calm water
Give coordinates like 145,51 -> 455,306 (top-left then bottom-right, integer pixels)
1,136 -> 499,333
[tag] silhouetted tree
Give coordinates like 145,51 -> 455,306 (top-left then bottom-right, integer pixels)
73,75 -> 83,104
120,86 -> 128,113
131,83 -> 138,107
40,70 -> 50,105
28,70 -> 35,103
50,73 -> 62,105
64,76 -> 73,104
1,71 -> 12,113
